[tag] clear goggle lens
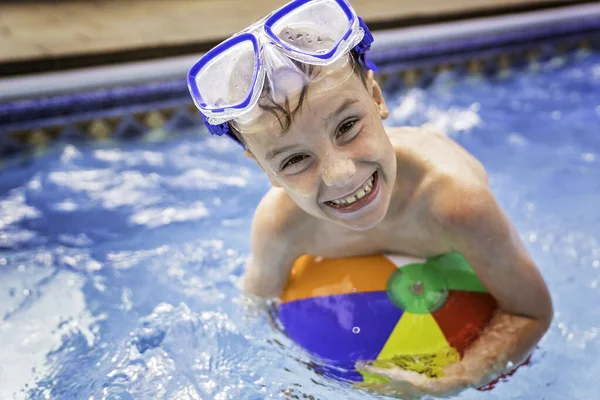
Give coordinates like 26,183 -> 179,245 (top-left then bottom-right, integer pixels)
190,38 -> 259,114
268,0 -> 354,57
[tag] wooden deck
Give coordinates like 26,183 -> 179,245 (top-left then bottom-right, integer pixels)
0,0 -> 581,75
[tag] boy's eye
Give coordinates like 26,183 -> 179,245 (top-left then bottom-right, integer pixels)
336,118 -> 359,139
282,154 -> 308,170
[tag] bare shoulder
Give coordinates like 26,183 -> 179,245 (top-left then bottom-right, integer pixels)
386,125 -> 494,227
251,187 -> 312,250
388,125 -> 488,183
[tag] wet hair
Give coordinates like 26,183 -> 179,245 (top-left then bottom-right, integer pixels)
228,50 -> 368,148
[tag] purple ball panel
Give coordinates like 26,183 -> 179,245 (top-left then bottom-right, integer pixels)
278,291 -> 404,366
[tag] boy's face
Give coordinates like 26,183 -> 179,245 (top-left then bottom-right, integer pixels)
241,71 -> 396,231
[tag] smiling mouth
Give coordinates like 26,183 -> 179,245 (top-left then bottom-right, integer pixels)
325,171 -> 379,213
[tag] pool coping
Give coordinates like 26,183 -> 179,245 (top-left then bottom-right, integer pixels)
0,2 -> 598,104
0,0 -> 588,75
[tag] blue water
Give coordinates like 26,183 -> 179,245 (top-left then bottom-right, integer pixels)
1,49 -> 599,400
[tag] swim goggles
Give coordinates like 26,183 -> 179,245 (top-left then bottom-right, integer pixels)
187,0 -> 376,143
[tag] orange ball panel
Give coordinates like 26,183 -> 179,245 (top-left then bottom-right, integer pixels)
281,255 -> 398,303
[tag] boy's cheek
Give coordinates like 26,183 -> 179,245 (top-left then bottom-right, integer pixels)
353,127 -> 392,160
279,169 -> 321,199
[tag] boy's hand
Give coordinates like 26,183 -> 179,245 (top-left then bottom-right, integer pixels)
358,307 -> 542,398
358,361 -> 473,399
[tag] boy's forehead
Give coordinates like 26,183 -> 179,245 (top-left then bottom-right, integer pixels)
245,74 -> 369,154
238,71 -> 367,136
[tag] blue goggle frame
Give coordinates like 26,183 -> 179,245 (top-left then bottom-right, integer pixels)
187,0 -> 377,146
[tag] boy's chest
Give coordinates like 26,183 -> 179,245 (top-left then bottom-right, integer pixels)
305,214 -> 450,259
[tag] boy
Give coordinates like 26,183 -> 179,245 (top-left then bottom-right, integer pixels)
188,0 -> 552,396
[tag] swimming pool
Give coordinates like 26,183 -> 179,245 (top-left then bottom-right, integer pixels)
1,7 -> 600,400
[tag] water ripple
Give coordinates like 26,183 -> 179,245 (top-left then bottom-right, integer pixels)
0,50 -> 599,400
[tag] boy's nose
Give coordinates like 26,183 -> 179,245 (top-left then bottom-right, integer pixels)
321,157 -> 356,187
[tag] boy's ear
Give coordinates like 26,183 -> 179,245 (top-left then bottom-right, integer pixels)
244,149 -> 282,188
243,149 -> 255,161
366,70 -> 389,120
268,175 -> 282,188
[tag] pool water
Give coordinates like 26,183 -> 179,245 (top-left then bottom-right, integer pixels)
1,49 -> 599,400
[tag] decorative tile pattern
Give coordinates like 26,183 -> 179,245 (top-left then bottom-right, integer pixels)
0,79 -> 204,163
372,18 -> 600,88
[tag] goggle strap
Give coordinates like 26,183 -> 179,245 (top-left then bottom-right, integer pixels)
357,52 -> 378,73
354,17 -> 378,72
199,112 -> 246,148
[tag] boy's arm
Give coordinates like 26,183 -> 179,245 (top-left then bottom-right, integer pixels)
243,193 -> 305,298
436,178 -> 553,384
362,177 -> 552,396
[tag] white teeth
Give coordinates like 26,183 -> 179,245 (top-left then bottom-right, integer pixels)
329,174 -> 375,206
344,194 -> 356,203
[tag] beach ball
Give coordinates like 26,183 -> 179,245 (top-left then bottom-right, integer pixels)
274,252 -> 497,382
